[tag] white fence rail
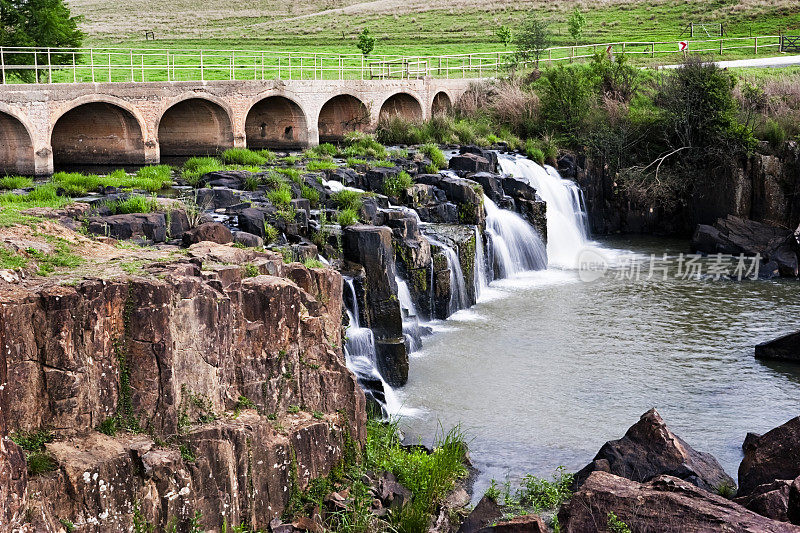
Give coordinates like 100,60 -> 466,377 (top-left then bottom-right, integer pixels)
0,36 -> 784,85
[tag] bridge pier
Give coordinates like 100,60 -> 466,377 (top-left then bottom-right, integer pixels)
0,78 -> 471,175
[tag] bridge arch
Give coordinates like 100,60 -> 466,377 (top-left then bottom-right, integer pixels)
0,105 -> 36,176
245,94 -> 309,150
157,96 -> 234,156
51,97 -> 147,165
432,91 -> 452,116
378,92 -> 423,123
317,94 -> 370,143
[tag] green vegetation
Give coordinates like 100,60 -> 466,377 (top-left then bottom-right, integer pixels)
346,157 -> 368,168
263,222 -> 279,244
243,263 -> 259,277
50,167 -> 172,196
568,8 -> 587,45
331,189 -> 363,212
342,132 -> 388,160
383,171 -> 413,197
266,183 -> 293,206
59,519 -> 76,533
179,443 -> 196,463
0,176 -> 34,190
306,159 -> 337,172
303,258 -> 325,269
515,13 -> 551,68
300,185 -> 320,207
1,0 -> 84,83
419,143 -> 446,172
103,195 -> 161,214
336,208 -> 359,227
10,429 -> 57,476
287,404 -> 301,414
356,27 -> 376,56
486,466 -> 574,522
221,148 -> 269,166
607,512 -> 632,533
182,157 -> 223,186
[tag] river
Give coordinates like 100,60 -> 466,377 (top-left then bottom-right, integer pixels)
398,235 -> 800,499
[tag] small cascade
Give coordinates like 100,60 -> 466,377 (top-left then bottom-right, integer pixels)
473,226 -> 489,299
425,235 -> 469,316
342,277 -> 404,417
396,276 -> 430,353
484,197 -> 548,278
497,154 -> 589,268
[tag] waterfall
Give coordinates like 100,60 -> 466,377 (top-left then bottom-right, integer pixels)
425,236 -> 469,316
484,197 -> 548,277
396,275 -> 428,353
342,277 -> 406,417
497,154 -> 589,268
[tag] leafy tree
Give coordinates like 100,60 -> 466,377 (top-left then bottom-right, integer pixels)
356,28 -> 375,56
567,8 -> 586,45
515,14 -> 550,68
496,25 -> 512,48
0,0 -> 84,82
539,64 -> 593,141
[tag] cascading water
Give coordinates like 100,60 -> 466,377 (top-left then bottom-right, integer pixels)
473,226 -> 488,299
484,197 -> 548,278
342,277 -> 405,417
425,236 -> 469,316
396,276 -> 430,353
497,154 -> 589,268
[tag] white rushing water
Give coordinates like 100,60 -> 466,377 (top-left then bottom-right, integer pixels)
484,197 -> 548,278
424,236 -> 470,316
497,154 -> 589,268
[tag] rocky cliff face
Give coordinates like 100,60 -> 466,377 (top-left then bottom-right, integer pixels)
574,143 -> 800,236
0,243 -> 365,532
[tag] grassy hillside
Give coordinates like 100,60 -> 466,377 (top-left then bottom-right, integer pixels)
72,0 -> 800,57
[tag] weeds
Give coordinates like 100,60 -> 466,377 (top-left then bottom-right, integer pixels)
419,143 -> 446,171
306,160 -> 337,172
103,195 -> 160,215
10,429 -> 57,476
331,189 -> 363,212
0,176 -> 33,189
182,157 -> 223,186
383,171 -> 413,197
266,184 -> 293,206
221,148 -> 267,166
300,185 -> 320,206
337,208 -> 359,227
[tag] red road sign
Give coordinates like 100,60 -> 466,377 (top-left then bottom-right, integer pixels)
606,45 -> 613,55
679,41 -> 688,52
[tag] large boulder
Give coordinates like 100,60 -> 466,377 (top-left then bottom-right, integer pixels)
734,479 -> 795,523
415,174 -> 484,225
755,331 -> 800,362
87,213 -> 167,243
460,146 -> 498,172
457,495 -> 503,533
477,515 -> 547,533
739,417 -> 800,497
468,172 -> 504,203
181,222 -> 234,246
574,408 -> 735,493
449,152 -> 493,174
691,215 -> 799,277
238,207 -> 268,237
559,472 -> 800,533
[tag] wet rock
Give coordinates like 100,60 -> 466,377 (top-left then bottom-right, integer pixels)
233,231 -> 265,248
478,514 -> 547,533
449,153 -> 493,174
574,408 -> 736,493
739,416 -> 800,497
460,146 -> 498,172
691,215 -> 799,277
238,207 -> 268,237
365,167 -> 400,193
734,479 -> 793,522
755,331 -> 800,362
559,472 -> 799,533
201,170 -> 251,189
194,187 -> 243,210
181,222 -> 234,246
342,225 -> 407,385
415,174 -> 484,225
87,213 -> 167,243
457,495 -> 503,533
468,172 -> 503,203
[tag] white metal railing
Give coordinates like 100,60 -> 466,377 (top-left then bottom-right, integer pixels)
0,36 -> 783,85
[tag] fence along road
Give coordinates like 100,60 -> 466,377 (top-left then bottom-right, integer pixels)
0,35 -> 786,84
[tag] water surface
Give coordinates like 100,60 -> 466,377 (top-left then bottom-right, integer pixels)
399,236 -> 800,498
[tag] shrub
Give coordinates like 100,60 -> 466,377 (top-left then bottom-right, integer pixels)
263,222 -> 279,244
311,143 -> 338,157
10,429 -> 57,476
515,13 -> 550,68
221,148 -> 267,166
331,189 -> 363,211
589,52 -> 639,103
304,258 -> 325,269
243,175 -> 261,191
419,143 -> 446,171
243,264 -> 259,277
607,512 -> 631,533
344,132 -> 388,159
383,171 -> 413,197
266,184 -> 293,206
337,208 -> 359,226
0,176 -> 33,189
539,64 -> 594,140
519,466 -> 574,512
761,118 -> 787,148
258,149 -> 277,162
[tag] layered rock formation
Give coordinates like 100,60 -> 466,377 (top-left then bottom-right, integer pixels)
0,243 -> 366,531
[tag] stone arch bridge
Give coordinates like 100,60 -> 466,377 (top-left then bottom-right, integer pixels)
0,78 -> 473,176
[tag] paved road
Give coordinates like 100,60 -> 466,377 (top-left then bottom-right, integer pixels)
663,55 -> 800,69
